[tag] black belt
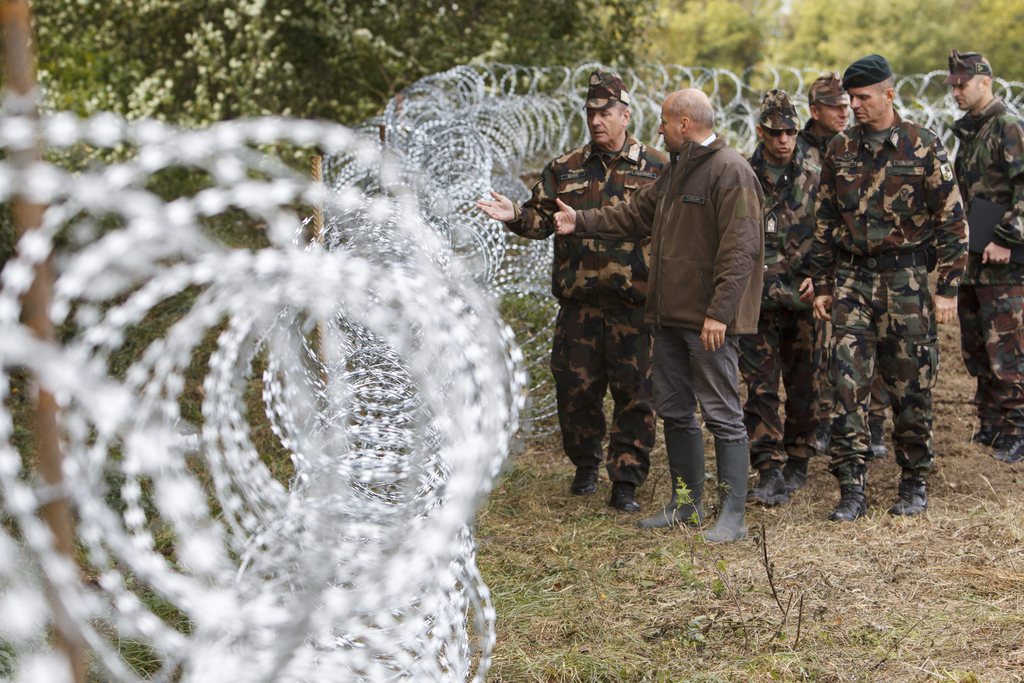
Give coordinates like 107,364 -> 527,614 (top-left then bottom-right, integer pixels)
839,250 -> 929,271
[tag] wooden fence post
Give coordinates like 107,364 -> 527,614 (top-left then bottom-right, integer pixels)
0,2 -> 86,681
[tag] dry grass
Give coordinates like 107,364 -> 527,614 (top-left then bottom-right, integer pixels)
476,323 -> 1024,682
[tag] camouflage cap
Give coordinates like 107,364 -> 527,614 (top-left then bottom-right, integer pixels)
808,72 -> 850,107
944,50 -> 993,85
585,70 -> 631,110
758,89 -> 798,130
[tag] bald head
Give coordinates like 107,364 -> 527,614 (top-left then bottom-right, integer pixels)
658,89 -> 716,152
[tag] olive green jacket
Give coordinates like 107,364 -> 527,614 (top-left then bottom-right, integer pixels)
575,137 -> 765,334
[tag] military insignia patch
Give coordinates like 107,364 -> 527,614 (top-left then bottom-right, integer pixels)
889,130 -> 899,147
766,212 -> 777,234
940,163 -> 953,182
627,144 -> 640,162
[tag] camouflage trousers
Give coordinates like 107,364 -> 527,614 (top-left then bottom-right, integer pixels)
828,265 -> 938,485
958,284 -> 1024,437
551,302 -> 654,486
815,320 -> 891,442
739,306 -> 819,469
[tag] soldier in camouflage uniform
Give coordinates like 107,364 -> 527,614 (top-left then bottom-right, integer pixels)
798,72 -> 850,166
740,90 -> 820,505
477,71 -> 668,511
946,50 -> 1024,463
811,55 -> 968,521
799,73 -> 892,462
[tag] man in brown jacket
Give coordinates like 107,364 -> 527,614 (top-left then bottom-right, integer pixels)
554,89 -> 764,542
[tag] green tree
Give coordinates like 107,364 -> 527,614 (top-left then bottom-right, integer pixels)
31,0 -> 658,126
775,0 -> 1012,80
649,0 -> 783,74
950,0 -> 1024,81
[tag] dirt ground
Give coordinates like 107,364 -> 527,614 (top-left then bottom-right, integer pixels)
476,320 -> 1024,682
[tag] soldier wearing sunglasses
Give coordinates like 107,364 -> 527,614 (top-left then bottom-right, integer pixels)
739,90 -> 821,506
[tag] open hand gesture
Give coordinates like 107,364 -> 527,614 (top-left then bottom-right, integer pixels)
476,191 -> 516,222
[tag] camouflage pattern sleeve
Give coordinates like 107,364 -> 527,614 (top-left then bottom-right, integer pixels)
994,118 -> 1024,248
811,144 -> 839,296
576,177 -> 659,238
505,161 -> 557,240
790,155 -> 821,283
925,137 -> 968,296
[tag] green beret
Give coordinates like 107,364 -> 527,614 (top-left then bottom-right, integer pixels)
842,55 -> 893,90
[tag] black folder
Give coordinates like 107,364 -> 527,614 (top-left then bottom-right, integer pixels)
967,197 -> 1024,264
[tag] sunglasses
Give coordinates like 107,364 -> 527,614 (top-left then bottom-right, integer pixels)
764,128 -> 797,138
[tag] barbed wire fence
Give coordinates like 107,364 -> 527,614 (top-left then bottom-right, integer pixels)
0,90 -> 525,683
2,54 -> 1021,683
328,62 -> 1022,435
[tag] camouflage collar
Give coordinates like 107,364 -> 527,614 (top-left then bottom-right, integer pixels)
852,109 -> 904,150
749,143 -> 803,189
799,120 -> 833,153
952,97 -> 1007,138
583,135 -> 643,166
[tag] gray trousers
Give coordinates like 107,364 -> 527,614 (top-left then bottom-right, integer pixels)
653,326 -> 747,442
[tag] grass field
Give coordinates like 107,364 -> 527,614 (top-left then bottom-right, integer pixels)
476,321 -> 1024,682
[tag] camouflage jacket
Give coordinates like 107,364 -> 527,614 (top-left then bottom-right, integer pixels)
952,97 -> 1024,285
749,144 -> 820,310
506,135 -> 668,308
811,111 -> 968,297
797,122 -> 830,167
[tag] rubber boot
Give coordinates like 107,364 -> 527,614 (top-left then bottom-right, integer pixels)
637,430 -> 705,528
704,440 -> 748,543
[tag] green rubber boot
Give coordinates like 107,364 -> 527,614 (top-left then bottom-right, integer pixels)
704,440 -> 749,543
637,430 -> 705,529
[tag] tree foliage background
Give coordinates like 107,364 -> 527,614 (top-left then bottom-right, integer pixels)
30,0 -> 1024,129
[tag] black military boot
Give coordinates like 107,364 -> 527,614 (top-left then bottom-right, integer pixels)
570,466 -> 599,495
782,457 -> 809,493
971,424 -> 1000,447
888,475 -> 927,516
608,482 -> 641,511
869,421 -> 888,459
993,435 -> 1024,464
705,440 -> 748,543
637,430 -> 705,529
747,464 -> 790,506
829,483 -> 867,522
